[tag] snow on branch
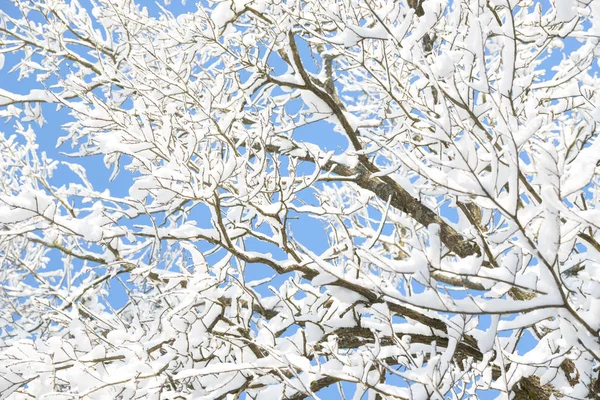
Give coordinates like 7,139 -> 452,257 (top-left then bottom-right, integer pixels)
0,0 -> 599,399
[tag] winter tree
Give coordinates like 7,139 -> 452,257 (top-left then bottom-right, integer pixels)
0,0 -> 599,398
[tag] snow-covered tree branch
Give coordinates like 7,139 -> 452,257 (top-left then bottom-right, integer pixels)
1,0 -> 600,398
